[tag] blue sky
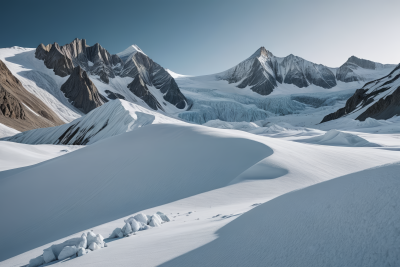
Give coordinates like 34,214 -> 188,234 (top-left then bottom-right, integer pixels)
1,0 -> 399,75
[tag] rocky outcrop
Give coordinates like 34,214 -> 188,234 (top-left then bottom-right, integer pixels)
128,74 -> 164,111
61,66 -> 107,114
320,89 -> 367,123
35,39 -> 188,112
0,60 -> 64,131
122,51 -> 187,110
0,86 -> 26,119
321,64 -> 400,122
35,38 -> 121,83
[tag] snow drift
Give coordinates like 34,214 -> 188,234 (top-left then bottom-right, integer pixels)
161,162 -> 400,267
300,129 -> 380,147
0,124 -> 272,261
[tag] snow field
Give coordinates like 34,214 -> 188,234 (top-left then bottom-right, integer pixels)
2,123 -> 400,266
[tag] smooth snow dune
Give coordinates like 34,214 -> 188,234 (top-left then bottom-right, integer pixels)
0,124 -> 272,261
299,129 -> 380,147
0,141 -> 81,172
161,162 -> 400,267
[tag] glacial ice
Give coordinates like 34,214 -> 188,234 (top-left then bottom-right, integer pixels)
178,87 -> 354,124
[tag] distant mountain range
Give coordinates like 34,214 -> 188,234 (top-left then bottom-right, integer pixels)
0,40 -> 399,138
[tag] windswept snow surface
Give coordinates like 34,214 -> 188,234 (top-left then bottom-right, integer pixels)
161,162 -> 400,267
0,123 -> 19,138
298,129 -> 380,147
0,141 -> 81,172
2,124 -> 400,266
3,100 -> 184,145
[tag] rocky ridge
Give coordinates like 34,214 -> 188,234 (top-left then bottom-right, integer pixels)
0,59 -> 64,131
321,64 -> 400,122
35,39 -> 188,112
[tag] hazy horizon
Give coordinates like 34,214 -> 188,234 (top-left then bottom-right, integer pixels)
2,0 -> 399,75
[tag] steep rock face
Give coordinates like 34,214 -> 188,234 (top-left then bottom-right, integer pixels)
122,50 -> 187,110
0,60 -> 64,131
217,47 -> 337,96
35,38 -> 121,83
35,39 -> 188,112
321,64 -> 400,122
321,89 -> 367,123
336,56 -> 396,83
61,66 -> 107,114
0,86 -> 26,119
128,74 -> 163,110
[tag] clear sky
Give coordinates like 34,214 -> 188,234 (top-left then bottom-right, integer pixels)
1,0 -> 399,75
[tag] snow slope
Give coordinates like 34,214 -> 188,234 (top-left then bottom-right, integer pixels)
299,129 -> 380,147
0,47 -> 82,123
3,100 -> 184,145
2,123 -> 400,266
0,141 -> 81,172
161,162 -> 400,267
0,123 -> 19,138
0,124 -> 272,261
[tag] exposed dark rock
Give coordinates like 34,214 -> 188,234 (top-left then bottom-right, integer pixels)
0,86 -> 26,119
60,66 -> 106,113
128,74 -> 164,111
35,38 -> 121,83
0,60 -> 64,131
35,38 -> 187,111
218,47 -> 336,96
123,52 -> 187,109
42,43 -> 74,77
321,89 -> 367,123
321,63 -> 400,122
105,90 -> 125,100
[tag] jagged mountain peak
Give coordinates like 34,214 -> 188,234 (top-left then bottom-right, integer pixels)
117,44 -> 146,63
248,46 -> 273,60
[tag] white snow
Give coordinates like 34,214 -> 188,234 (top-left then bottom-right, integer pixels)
2,122 -> 400,266
4,99 -> 185,145
0,123 -> 20,138
299,129 -> 380,147
0,141 -> 82,172
116,44 -> 146,62
0,47 -> 82,123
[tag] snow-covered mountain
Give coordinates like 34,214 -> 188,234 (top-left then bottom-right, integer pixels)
336,56 -> 396,83
0,59 -> 64,131
3,100 -> 183,145
216,47 -> 337,95
35,38 -> 189,114
178,47 -> 396,97
321,63 -> 400,122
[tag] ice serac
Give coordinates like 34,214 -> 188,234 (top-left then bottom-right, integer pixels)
61,66 -> 107,114
216,47 -> 337,96
321,63 -> 400,122
121,50 -> 187,110
0,59 -> 64,131
336,56 -> 396,83
3,99 -> 182,145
